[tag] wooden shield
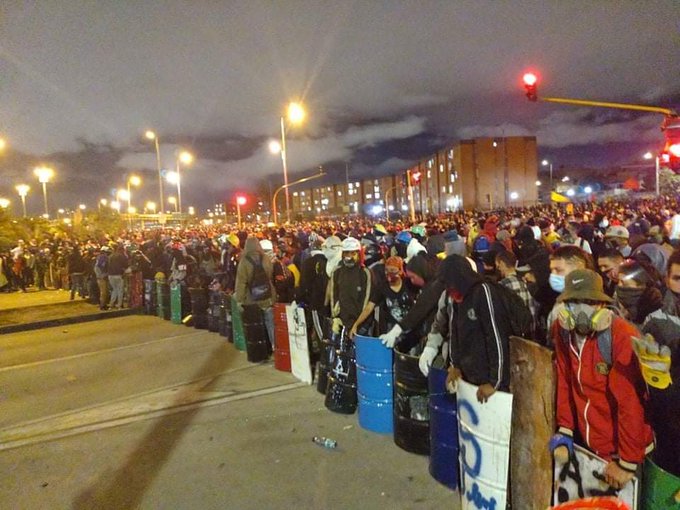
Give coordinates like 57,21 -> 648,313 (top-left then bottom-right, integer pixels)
509,336 -> 556,510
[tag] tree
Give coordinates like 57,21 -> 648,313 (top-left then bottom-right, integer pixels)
658,168 -> 680,196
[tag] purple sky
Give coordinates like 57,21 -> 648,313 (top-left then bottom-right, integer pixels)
0,1 -> 678,213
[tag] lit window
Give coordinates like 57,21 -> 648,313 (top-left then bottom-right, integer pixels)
375,192 -> 380,198
449,185 -> 453,193
355,182 -> 360,187
441,186 -> 446,193
337,191 -> 342,196
427,170 -> 431,178
365,194 -> 372,199
293,192 -> 298,197
439,164 -> 444,173
301,192 -> 305,197
348,183 -> 354,189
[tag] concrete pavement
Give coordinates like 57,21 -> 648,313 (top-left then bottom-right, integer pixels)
0,316 -> 461,509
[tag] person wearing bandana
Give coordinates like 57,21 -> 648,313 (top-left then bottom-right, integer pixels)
349,256 -> 418,349
550,269 -> 653,490
614,259 -> 663,326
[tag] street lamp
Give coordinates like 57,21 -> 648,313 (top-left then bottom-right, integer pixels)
270,101 -> 306,224
236,195 -> 246,228
643,151 -> 660,195
15,184 -> 29,217
145,201 -> 157,213
110,200 -> 121,212
168,196 -> 178,213
174,150 -> 193,214
99,198 -> 108,211
541,159 -> 553,190
0,138 -> 6,151
145,130 -> 164,213
0,198 -> 10,209
127,174 -> 141,212
33,166 -> 54,218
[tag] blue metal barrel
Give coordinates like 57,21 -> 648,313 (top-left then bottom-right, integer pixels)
428,365 -> 459,490
355,335 -> 393,434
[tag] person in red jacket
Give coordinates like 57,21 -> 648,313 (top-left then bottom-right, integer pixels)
550,269 -> 654,490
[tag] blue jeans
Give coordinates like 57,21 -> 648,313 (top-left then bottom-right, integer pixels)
108,275 -> 124,308
263,307 -> 274,348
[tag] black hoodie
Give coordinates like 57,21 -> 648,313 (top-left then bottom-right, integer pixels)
438,255 -> 512,391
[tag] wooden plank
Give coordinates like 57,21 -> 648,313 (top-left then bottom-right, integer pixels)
509,336 -> 556,510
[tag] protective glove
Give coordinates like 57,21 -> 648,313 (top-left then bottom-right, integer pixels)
379,324 -> 402,348
332,317 -> 343,334
549,433 -> 574,463
418,346 -> 438,376
632,334 -> 672,389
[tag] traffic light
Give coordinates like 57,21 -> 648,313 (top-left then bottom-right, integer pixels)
523,73 -> 538,102
662,116 -> 680,172
411,171 -> 421,184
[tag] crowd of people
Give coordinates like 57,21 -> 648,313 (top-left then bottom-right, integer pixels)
3,196 -> 679,495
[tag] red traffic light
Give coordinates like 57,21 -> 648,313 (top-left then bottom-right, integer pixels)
523,72 -> 538,101
523,73 -> 537,86
236,196 -> 247,206
411,171 -> 421,183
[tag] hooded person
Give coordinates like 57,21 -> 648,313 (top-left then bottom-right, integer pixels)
328,237 -> 373,336
630,243 -> 668,278
614,259 -> 663,326
322,236 -> 343,277
261,239 -> 295,303
434,254 -> 514,403
442,230 -> 466,258
404,237 -> 434,288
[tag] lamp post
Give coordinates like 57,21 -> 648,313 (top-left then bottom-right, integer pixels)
174,150 -> 193,214
542,159 -> 553,191
643,151 -> 660,196
15,184 -> 29,217
127,175 -> 141,212
145,130 -> 164,213
271,169 -> 326,222
270,101 -> 306,224
0,198 -> 10,210
236,195 -> 246,228
34,166 -> 54,218
168,196 -> 178,213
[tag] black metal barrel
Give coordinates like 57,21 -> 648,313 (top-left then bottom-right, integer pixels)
242,305 -> 269,363
218,292 -> 233,342
143,279 -> 156,315
393,345 -> 430,455
207,290 -> 221,332
324,329 -> 357,414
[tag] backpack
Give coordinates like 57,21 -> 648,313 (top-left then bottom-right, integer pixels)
483,282 -> 533,339
472,234 -> 490,257
246,254 -> 272,301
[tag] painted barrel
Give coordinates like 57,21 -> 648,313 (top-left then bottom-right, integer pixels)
642,457 -> 680,510
218,292 -> 233,341
207,290 -> 221,332
129,271 -> 143,308
428,364 -> 459,490
170,282 -> 184,324
393,345 -> 430,455
316,319 -> 338,394
242,304 -> 269,362
143,279 -> 156,315
273,303 -> 291,372
355,335 -> 393,434
156,280 -> 170,320
189,287 -> 209,329
230,296 -> 246,351
325,330 -> 357,414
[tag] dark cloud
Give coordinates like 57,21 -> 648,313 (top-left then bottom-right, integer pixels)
0,1 -> 678,212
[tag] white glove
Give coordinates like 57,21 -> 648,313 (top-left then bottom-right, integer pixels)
419,346 -> 438,376
379,324 -> 402,348
425,332 -> 444,349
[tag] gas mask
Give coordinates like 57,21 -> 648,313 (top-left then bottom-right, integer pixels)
342,252 -> 358,267
556,303 -> 613,336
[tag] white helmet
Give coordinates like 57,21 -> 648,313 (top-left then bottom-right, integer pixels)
259,239 -> 273,252
341,237 -> 361,252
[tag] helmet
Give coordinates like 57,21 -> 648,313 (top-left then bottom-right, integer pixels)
395,231 -> 412,244
227,233 -> 240,248
341,237 -> 361,252
260,239 -> 273,252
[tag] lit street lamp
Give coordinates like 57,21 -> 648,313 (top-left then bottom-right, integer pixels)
270,101 -> 306,224
167,196 -> 178,213
34,166 -> 54,218
145,130 -> 164,213
0,198 -> 10,209
15,184 -> 30,217
541,159 -> 553,190
643,151 -> 660,196
145,201 -> 157,213
0,137 -> 7,152
174,150 -> 193,214
110,200 -> 121,212
127,174 -> 141,212
99,198 -> 108,211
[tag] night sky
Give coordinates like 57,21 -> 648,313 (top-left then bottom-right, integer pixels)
0,1 -> 678,214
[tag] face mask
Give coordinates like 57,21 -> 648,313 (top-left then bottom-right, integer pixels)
615,286 -> 644,308
342,256 -> 357,267
549,273 -> 565,293
620,245 -> 632,257
599,219 -> 609,229
386,273 -> 400,284
568,303 -> 597,336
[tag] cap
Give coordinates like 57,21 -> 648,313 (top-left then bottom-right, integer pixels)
605,226 -> 630,239
259,239 -> 273,252
341,237 -> 361,252
557,269 -> 613,303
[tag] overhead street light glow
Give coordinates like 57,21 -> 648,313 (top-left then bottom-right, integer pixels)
269,140 -> 282,154
287,102 -> 305,124
145,130 -> 156,140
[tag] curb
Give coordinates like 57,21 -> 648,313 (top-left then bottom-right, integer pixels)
0,307 -> 144,335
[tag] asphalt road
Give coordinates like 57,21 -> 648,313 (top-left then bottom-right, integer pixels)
0,316 -> 460,509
